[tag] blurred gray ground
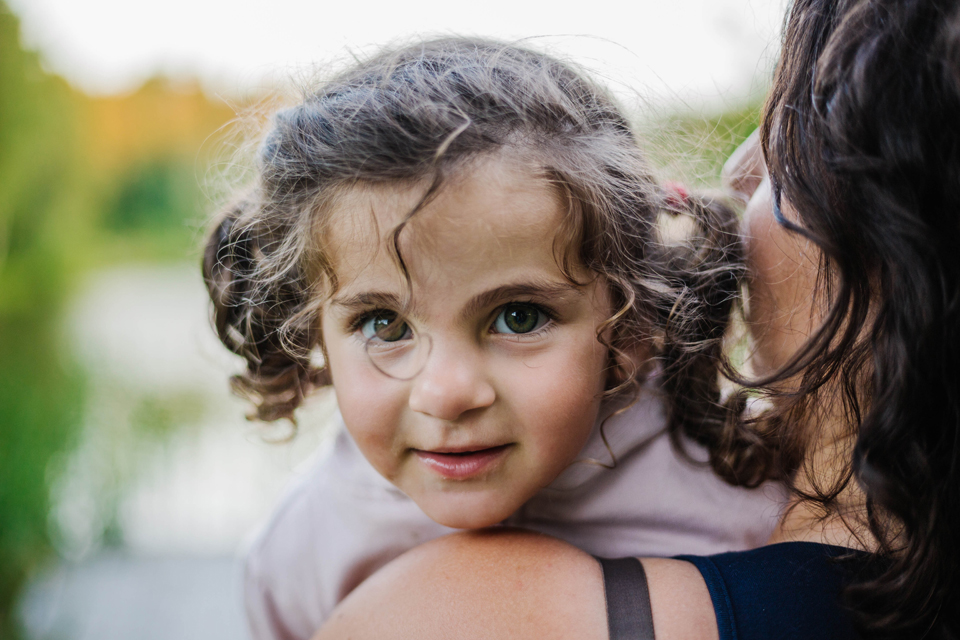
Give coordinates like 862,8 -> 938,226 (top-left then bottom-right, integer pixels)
11,265 -> 336,640
19,553 -> 250,640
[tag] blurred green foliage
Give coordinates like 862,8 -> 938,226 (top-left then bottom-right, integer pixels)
0,4 -> 87,637
106,161 -> 200,232
641,98 -> 763,189
128,392 -> 209,441
0,8 -> 79,313
0,3 -> 232,635
0,320 -> 84,640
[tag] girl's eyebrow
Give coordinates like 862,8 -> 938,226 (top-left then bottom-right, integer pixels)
462,281 -> 583,319
330,291 -> 411,314
330,281 -> 583,318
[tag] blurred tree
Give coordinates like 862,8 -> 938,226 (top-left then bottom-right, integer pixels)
0,4 -> 87,638
106,159 -> 199,232
81,76 -> 238,262
0,4 -> 238,634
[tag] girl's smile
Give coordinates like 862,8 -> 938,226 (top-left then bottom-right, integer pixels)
320,155 -> 613,529
413,445 -> 513,480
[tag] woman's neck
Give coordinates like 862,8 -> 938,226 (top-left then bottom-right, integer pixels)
768,497 -> 869,549
767,423 -> 876,551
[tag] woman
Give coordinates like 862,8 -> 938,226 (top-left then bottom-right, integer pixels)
315,0 -> 960,637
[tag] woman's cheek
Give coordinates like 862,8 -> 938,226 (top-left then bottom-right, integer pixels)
742,180 -> 821,376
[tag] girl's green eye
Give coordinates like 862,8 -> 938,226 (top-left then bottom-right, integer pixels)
360,312 -> 411,342
493,304 -> 547,334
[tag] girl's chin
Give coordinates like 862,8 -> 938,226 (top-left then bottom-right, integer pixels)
416,494 -> 524,530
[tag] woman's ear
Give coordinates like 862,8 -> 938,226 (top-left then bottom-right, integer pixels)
722,129 -> 767,205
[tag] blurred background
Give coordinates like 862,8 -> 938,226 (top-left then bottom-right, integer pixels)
0,0 -> 783,638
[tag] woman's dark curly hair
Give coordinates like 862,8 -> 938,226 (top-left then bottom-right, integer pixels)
202,37 -> 745,465
716,1 -> 960,637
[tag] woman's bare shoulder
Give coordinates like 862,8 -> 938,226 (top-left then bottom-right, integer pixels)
313,529 -> 719,640
314,528 -> 608,640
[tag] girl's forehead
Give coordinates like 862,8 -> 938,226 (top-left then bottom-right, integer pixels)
320,156 -> 579,285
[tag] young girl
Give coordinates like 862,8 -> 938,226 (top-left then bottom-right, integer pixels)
203,38 -> 782,640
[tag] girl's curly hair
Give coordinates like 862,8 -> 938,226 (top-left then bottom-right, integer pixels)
202,37 -> 744,469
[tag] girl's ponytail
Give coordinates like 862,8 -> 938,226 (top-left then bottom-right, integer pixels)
202,196 -> 329,424
651,187 -> 752,482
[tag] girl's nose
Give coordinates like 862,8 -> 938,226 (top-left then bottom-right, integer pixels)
407,343 -> 495,421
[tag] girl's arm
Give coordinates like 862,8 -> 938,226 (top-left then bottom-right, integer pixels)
313,529 -> 718,640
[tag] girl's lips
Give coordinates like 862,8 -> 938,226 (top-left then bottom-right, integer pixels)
414,445 -> 512,480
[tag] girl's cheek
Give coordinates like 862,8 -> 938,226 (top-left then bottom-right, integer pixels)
502,335 -> 606,440
498,332 -> 600,391
328,347 -> 406,472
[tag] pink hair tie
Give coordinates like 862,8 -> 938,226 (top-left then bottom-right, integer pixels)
663,181 -> 689,208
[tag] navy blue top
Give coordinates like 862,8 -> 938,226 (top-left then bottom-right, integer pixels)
677,542 -> 868,640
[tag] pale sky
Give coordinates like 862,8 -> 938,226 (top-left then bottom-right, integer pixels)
9,0 -> 786,105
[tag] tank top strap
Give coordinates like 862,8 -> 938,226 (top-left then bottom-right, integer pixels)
594,556 -> 655,640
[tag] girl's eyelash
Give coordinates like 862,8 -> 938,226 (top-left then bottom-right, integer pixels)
347,308 -> 397,333
489,300 -> 559,336
503,300 -> 558,321
345,301 -> 559,334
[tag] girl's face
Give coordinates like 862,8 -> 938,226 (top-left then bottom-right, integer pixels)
320,156 -> 613,529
